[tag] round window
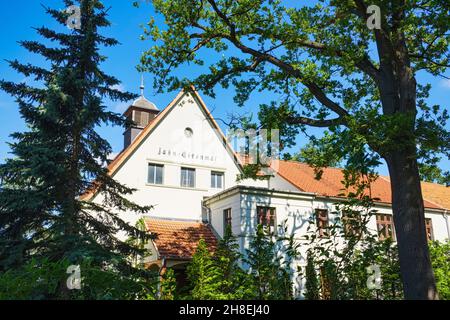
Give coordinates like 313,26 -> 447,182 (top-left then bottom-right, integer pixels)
184,127 -> 193,138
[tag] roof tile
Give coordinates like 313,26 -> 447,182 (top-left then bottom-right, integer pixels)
144,218 -> 217,260
272,160 -> 444,210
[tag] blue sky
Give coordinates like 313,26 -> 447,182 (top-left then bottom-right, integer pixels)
0,1 -> 449,176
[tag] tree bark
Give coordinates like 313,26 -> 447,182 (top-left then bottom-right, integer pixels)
385,149 -> 439,300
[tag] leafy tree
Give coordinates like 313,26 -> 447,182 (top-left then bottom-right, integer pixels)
187,238 -> 223,299
305,169 -> 404,300
0,258 -> 68,300
0,0 -> 152,297
418,161 -> 450,185
294,133 -> 342,169
374,240 -> 403,299
137,0 -> 450,299
429,240 -> 450,300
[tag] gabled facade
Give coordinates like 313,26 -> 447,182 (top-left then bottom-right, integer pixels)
87,87 -> 450,298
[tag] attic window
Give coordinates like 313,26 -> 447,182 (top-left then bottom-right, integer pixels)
184,127 -> 193,138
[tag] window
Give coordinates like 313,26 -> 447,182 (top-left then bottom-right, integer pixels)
376,214 -> 395,241
180,167 -> 195,188
223,208 -> 232,233
184,127 -> 193,138
211,172 -> 224,189
134,110 -> 149,127
148,163 -> 163,185
315,209 -> 329,238
342,211 -> 362,238
425,218 -> 434,241
257,206 -> 276,232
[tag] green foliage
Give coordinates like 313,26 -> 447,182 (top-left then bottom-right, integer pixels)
138,0 -> 448,171
321,259 -> 341,300
429,240 -> 450,299
418,161 -> 450,185
294,132 -> 342,169
0,0 -> 153,298
159,268 -> 177,300
304,170 -> 404,300
187,239 -> 223,299
0,258 -> 68,300
185,225 -> 297,300
138,1 -> 449,298
212,226 -> 253,299
0,258 -> 156,300
344,239 -> 403,300
244,224 -> 296,300
303,251 -> 320,300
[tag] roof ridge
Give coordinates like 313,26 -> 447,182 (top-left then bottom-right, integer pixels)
378,175 -> 445,210
279,159 -> 345,171
421,180 -> 448,187
144,217 -> 202,223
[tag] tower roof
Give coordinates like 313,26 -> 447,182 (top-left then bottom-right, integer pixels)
131,75 -> 158,111
131,96 -> 158,110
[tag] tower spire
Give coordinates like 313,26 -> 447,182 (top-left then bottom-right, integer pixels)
140,74 -> 145,97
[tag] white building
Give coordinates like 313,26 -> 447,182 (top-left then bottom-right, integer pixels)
82,86 -> 450,297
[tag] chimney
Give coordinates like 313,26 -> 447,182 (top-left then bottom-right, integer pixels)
123,77 -> 159,149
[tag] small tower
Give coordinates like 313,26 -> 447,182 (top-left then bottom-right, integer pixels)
123,76 -> 159,149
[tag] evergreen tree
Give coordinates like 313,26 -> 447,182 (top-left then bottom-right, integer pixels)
212,226 -> 252,299
244,225 -> 293,300
0,0 -> 152,297
187,238 -> 222,299
321,259 -> 341,300
304,251 -> 320,300
159,268 -> 177,300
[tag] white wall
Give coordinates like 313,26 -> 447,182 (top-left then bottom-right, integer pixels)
92,91 -> 267,229
268,172 -> 300,192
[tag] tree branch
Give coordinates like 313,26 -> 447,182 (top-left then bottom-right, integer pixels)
206,1 -> 350,119
287,116 -> 346,127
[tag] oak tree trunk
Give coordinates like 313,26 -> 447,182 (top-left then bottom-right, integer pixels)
385,149 -> 438,300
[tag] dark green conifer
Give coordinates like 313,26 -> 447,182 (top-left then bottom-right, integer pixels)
304,251 -> 320,300
0,0 -> 152,296
213,226 -> 252,299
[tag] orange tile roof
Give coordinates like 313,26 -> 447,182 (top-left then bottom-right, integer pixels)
272,160 -> 444,210
421,181 -> 450,210
144,218 -> 218,260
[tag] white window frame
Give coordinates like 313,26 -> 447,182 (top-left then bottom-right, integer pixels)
148,163 -> 164,185
180,167 -> 196,188
211,171 -> 224,189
